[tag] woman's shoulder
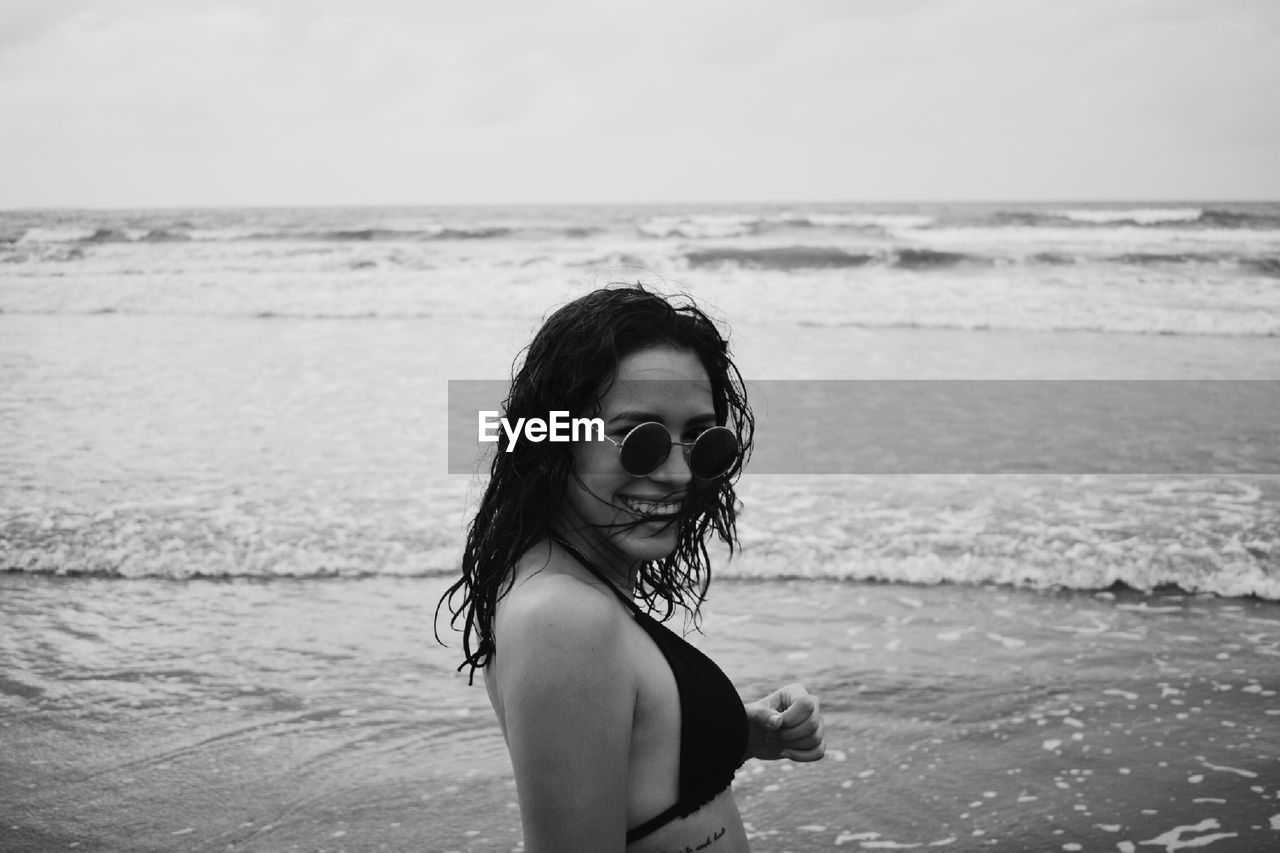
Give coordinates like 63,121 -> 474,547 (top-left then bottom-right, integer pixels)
495,539 -> 627,647
485,540 -> 640,750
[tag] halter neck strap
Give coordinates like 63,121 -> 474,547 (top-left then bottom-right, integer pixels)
549,533 -> 639,613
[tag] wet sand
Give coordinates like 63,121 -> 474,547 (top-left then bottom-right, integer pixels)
3,574 -> 1278,852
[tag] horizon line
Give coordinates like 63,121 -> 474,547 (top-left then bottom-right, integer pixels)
4,197 -> 1279,213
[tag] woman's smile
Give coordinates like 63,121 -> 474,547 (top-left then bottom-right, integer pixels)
617,495 -> 685,520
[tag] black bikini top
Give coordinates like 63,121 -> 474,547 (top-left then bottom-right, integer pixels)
550,535 -> 748,843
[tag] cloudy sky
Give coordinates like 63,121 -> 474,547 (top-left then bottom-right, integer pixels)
1,0 -> 1277,207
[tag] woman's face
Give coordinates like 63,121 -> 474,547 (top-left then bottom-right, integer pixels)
557,344 -> 718,578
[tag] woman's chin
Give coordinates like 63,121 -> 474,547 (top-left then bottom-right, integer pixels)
620,519 -> 681,560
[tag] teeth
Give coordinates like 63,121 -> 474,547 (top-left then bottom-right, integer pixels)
622,498 -> 681,516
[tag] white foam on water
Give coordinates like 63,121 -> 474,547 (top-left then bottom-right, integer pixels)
1053,208 -> 1203,225
636,214 -> 763,239
835,831 -> 880,845
895,224 -> 1280,249
1137,818 -> 1238,850
1197,761 -> 1257,778
807,213 -> 935,229
16,227 -> 99,242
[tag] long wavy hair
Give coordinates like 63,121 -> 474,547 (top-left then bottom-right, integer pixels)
436,284 -> 754,682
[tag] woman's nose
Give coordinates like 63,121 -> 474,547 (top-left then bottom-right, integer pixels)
649,442 -> 693,486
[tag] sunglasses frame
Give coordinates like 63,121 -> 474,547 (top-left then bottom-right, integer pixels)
600,421 -> 740,480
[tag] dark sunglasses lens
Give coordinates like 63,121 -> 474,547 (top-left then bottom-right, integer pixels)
619,422 -> 672,476
689,427 -> 739,479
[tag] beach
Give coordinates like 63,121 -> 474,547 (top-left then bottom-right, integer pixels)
3,575 -> 1278,851
2,202 -> 1279,850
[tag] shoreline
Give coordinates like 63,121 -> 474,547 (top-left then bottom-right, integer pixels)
5,568 -> 1280,606
3,574 -> 1278,851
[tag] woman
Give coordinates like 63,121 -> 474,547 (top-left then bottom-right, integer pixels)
438,285 -> 825,852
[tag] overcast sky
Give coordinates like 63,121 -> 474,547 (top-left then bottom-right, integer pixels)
1,0 -> 1277,208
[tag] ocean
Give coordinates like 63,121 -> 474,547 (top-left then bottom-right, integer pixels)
2,202 -> 1279,851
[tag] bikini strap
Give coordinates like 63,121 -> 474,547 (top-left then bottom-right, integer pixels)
548,534 -> 641,614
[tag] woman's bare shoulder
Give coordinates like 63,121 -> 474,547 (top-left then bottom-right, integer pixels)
494,540 -> 624,656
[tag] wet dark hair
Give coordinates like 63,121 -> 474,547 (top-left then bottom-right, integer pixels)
435,284 -> 754,682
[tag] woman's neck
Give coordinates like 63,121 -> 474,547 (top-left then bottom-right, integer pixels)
549,527 -> 637,595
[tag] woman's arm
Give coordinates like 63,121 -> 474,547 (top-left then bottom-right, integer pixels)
494,578 -> 635,852
742,683 -> 826,763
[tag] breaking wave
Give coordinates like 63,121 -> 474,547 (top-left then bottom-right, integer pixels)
685,246 -> 876,270
1052,208 -> 1204,225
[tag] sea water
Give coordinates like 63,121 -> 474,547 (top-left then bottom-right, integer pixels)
3,202 -> 1278,593
2,202 -> 1279,850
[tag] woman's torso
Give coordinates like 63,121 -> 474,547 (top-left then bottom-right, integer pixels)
484,542 -> 750,852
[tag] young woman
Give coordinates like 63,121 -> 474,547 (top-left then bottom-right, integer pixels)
439,285 -> 825,852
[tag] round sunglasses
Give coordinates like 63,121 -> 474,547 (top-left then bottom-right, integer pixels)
601,422 -> 741,480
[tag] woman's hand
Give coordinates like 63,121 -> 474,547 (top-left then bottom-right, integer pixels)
742,683 -> 826,763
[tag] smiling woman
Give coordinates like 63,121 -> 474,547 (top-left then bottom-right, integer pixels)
436,285 -> 826,851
